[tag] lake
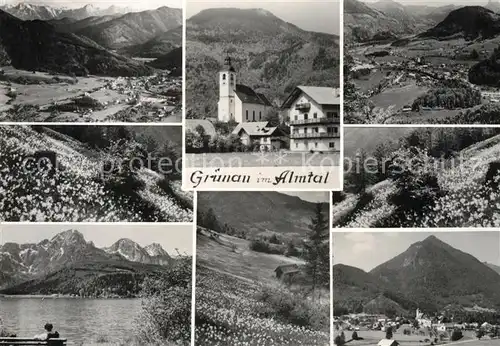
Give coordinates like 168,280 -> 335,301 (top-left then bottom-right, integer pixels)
0,297 -> 142,345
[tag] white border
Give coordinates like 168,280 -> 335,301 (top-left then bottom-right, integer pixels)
190,192 -> 197,346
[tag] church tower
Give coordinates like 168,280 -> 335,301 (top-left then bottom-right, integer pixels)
217,55 -> 236,122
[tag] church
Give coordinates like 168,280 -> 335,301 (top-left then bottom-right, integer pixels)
217,56 -> 272,123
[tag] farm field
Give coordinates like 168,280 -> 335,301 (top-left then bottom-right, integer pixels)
370,83 -> 428,110
186,151 -> 340,167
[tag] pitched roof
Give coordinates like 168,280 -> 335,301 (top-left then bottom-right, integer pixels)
377,339 -> 399,346
232,122 -> 282,137
281,86 -> 341,109
186,119 -> 216,137
235,84 -> 272,106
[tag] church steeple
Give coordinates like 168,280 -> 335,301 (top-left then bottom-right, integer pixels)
218,53 -> 236,122
222,54 -> 235,72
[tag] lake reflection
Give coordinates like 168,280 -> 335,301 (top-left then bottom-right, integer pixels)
0,297 -> 142,345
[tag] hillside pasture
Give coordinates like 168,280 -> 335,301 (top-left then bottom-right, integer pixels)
196,228 -> 304,285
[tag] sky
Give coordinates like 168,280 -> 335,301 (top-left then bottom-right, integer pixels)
1,0 -> 181,10
0,224 -> 193,256
187,0 -> 340,35
282,191 -> 329,203
334,231 -> 500,272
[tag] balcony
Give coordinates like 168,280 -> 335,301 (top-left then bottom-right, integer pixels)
290,132 -> 340,139
295,102 -> 311,111
290,117 -> 340,125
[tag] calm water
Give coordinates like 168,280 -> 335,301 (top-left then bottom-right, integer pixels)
0,297 -> 142,345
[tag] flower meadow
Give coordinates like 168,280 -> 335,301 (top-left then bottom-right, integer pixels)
0,125 -> 192,222
195,266 -> 329,346
334,134 -> 500,228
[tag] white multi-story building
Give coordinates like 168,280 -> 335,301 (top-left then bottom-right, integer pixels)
281,86 -> 341,152
217,55 -> 272,123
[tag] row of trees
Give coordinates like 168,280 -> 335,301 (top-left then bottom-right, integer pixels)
412,81 -> 482,111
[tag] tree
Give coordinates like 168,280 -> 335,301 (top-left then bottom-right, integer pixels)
303,203 -> 329,299
265,108 -> 280,126
201,208 -> 219,232
386,326 -> 393,339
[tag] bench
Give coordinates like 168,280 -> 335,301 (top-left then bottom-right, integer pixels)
0,338 -> 67,345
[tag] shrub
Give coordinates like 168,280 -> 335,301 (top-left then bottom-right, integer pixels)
255,286 -> 329,330
136,256 -> 192,345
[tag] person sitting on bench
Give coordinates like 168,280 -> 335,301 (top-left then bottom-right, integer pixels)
34,323 -> 60,340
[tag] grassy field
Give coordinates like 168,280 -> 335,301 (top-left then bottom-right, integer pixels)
0,67 -> 181,123
186,151 -> 340,168
370,83 -> 428,110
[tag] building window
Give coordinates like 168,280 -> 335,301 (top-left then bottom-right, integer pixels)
314,113 -> 317,118
334,127 -> 338,133
315,142 -> 318,148
295,115 -> 298,121
329,142 -> 335,148
246,110 -> 248,120
304,113 -> 308,120
222,74 -> 226,80
259,111 -> 262,120
313,127 -> 319,133
230,74 -> 234,82
253,111 -> 255,121
295,143 -> 298,148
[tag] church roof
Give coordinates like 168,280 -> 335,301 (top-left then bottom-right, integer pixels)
281,86 -> 340,109
235,84 -> 272,106
185,119 -> 216,137
232,122 -> 282,137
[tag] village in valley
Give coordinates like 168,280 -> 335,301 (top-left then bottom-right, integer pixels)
184,2 -> 341,168
185,55 -> 341,167
333,232 -> 500,346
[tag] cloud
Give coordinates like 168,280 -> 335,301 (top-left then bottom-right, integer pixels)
344,233 -> 377,255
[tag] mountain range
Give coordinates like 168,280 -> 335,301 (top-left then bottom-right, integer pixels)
0,4 -> 182,77
0,230 -> 171,294
186,8 -> 339,118
197,191 -> 328,237
421,6 -> 500,40
0,3 -> 131,21
344,0 -> 458,42
334,235 -> 500,315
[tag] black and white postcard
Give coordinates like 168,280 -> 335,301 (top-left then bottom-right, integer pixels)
0,0 -> 182,123
184,0 -> 341,190
0,223 -> 192,345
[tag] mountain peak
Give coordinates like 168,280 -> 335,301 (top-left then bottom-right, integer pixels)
50,230 -> 86,245
145,243 -> 170,257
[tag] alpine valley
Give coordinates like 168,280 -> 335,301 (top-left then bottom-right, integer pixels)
345,0 -> 500,124
0,230 -> 173,297
334,235 -> 500,317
